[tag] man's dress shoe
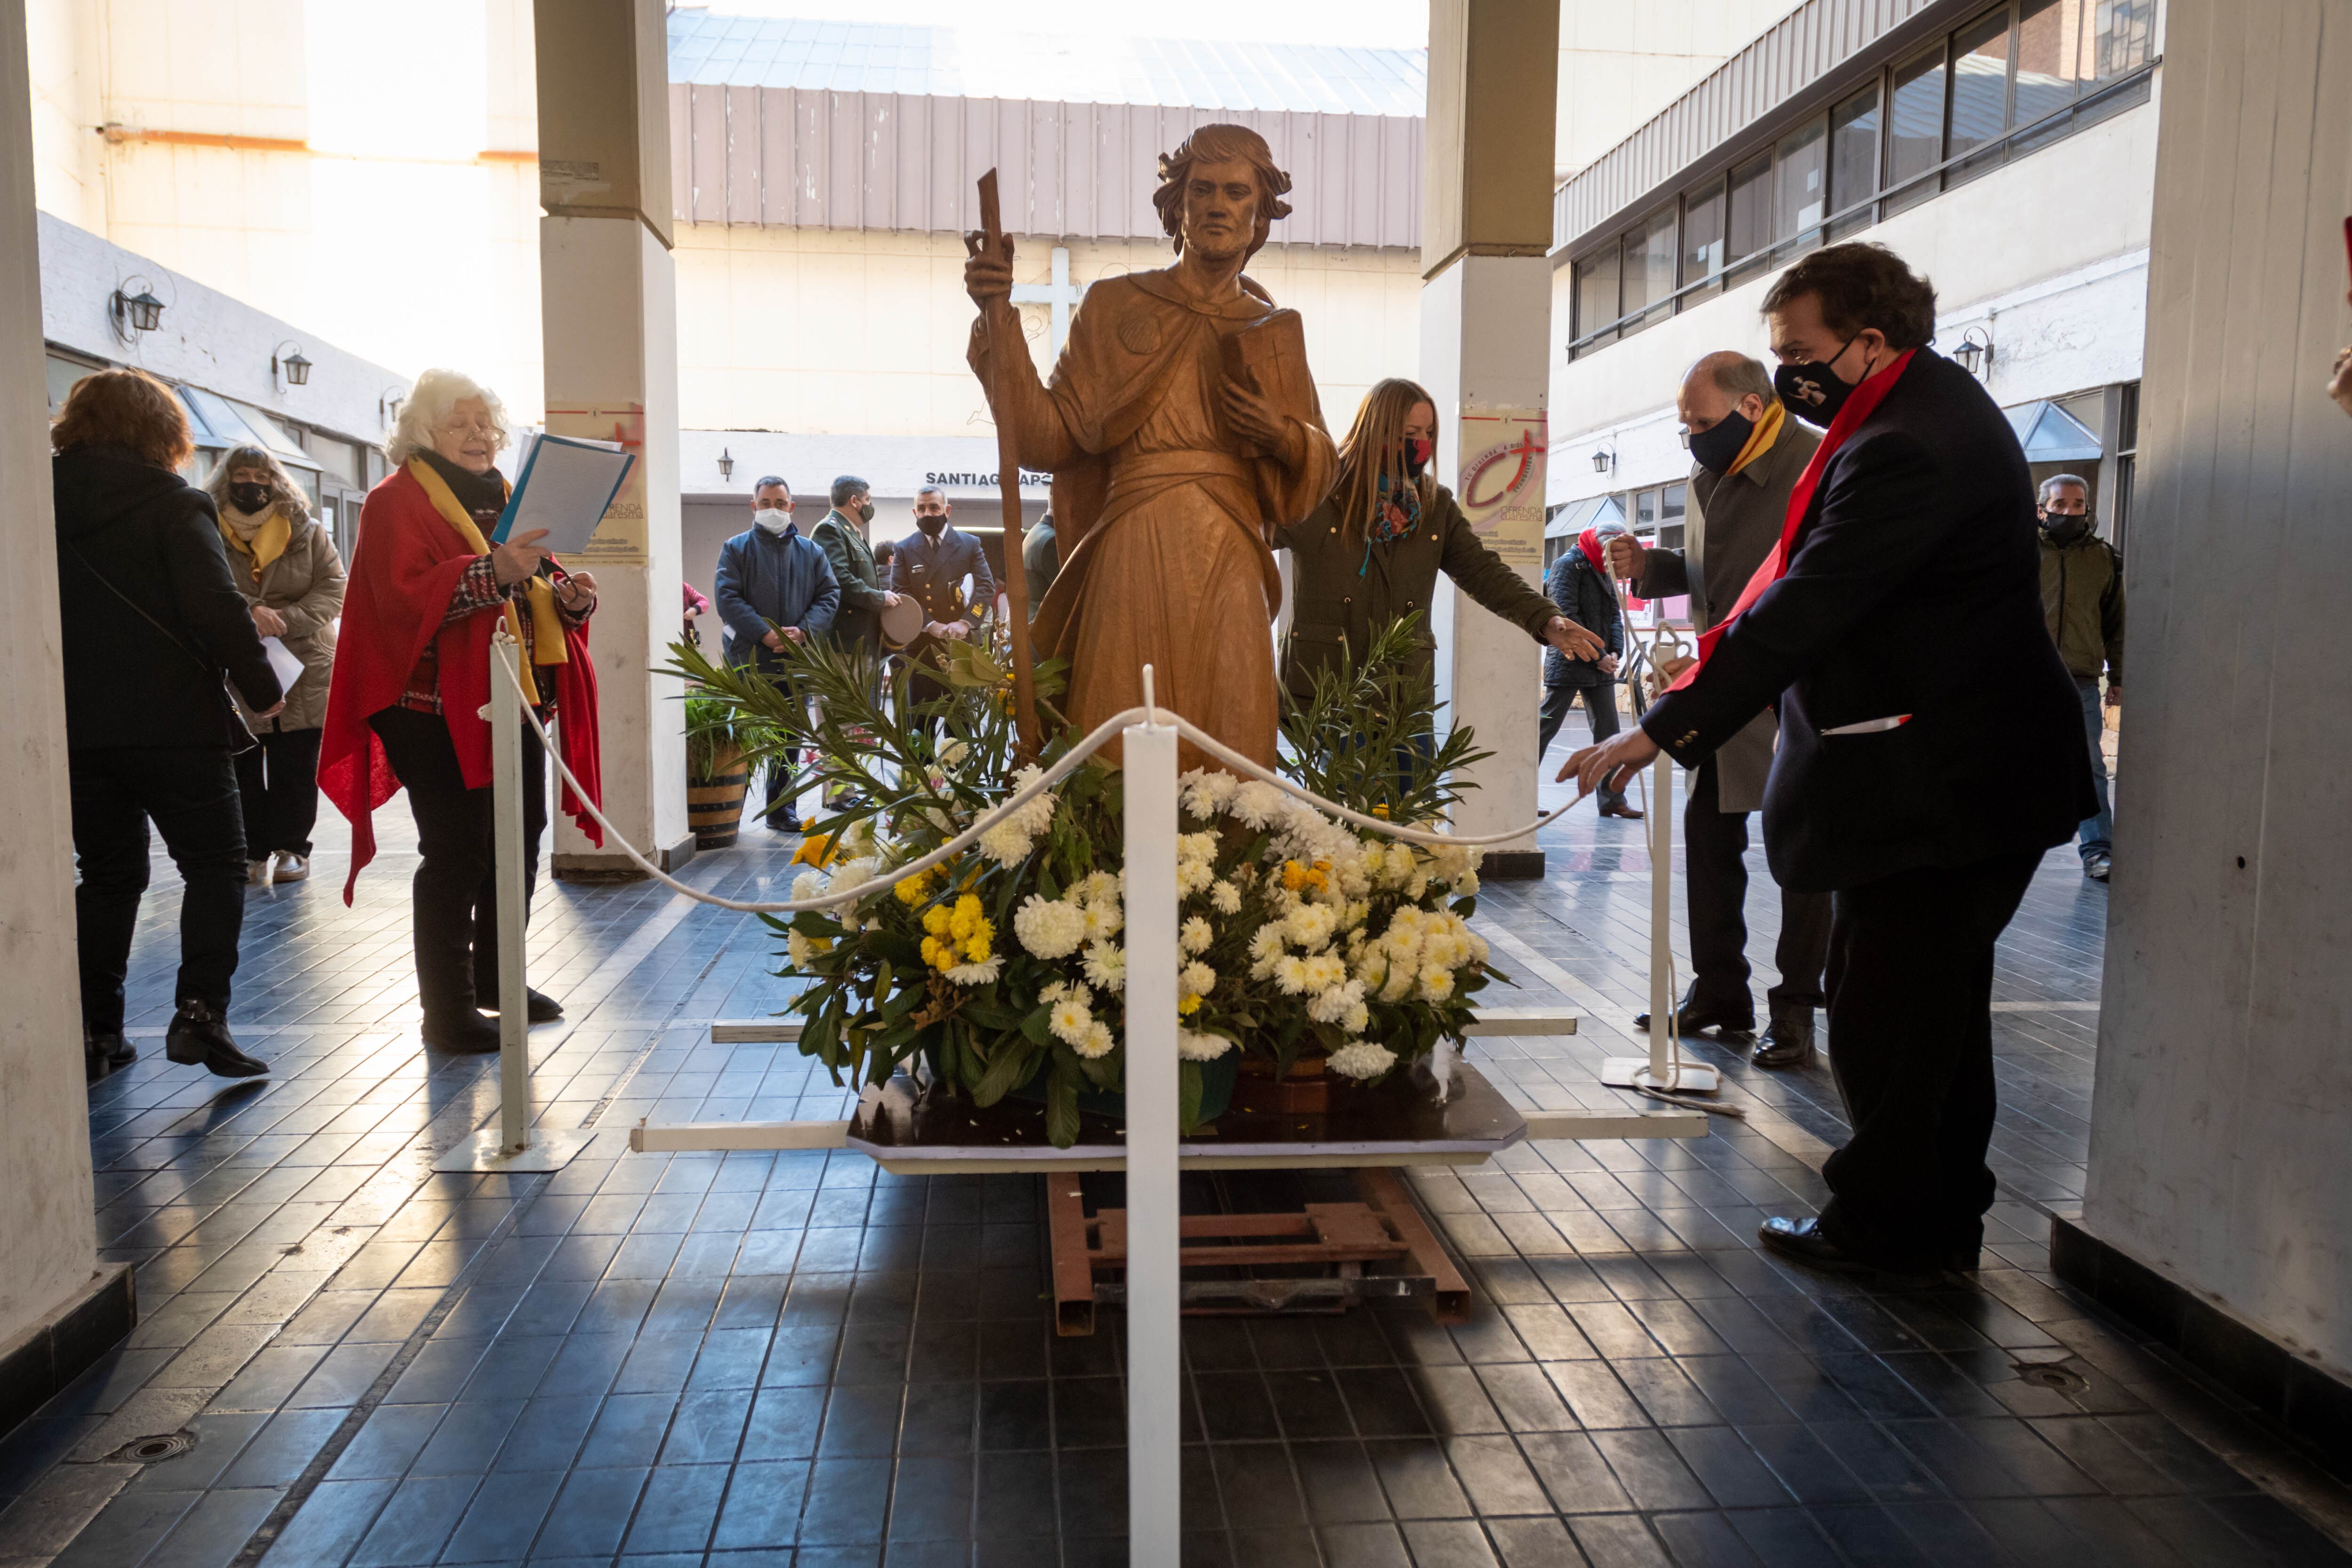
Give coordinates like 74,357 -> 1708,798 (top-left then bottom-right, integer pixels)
1750,1008 -> 1814,1068
1759,1215 -> 1978,1274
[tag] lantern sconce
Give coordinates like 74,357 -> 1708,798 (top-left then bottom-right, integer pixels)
271,341 -> 312,388
1952,326 -> 1994,379
718,446 -> 735,482
110,277 -> 164,339
1591,443 -> 1617,475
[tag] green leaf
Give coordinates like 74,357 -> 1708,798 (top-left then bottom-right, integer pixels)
1045,1069 -> 1081,1149
971,1039 -> 1037,1107
1179,1060 -> 1203,1133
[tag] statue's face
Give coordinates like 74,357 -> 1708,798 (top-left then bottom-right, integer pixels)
1179,155 -> 1262,262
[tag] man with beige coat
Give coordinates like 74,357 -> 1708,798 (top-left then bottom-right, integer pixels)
1607,353 -> 1831,1068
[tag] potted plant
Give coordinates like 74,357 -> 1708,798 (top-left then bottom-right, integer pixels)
684,693 -> 756,849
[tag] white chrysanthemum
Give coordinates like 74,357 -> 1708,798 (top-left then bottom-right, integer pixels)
1075,1020 -> 1116,1059
1382,843 -> 1417,887
1248,924 -> 1286,962
1176,859 -> 1214,896
1076,869 -> 1121,905
1081,899 -> 1126,941
1454,871 -> 1479,897
1049,996 -> 1093,1045
1379,962 -> 1418,1003
1286,903 -> 1337,951
978,821 -> 1034,868
1177,831 -> 1218,865
1342,999 -> 1369,1033
1342,899 -> 1371,931
1084,940 -> 1127,993
1304,954 -> 1349,992
839,818 -> 877,859
1180,961 -> 1216,1000
1327,1041 -> 1397,1080
786,930 -> 820,967
1418,964 -> 1455,1002
792,869 -> 825,902
1230,780 -> 1285,828
1179,769 -> 1240,819
1209,880 -> 1242,915
946,957 -> 1003,986
1178,1029 -> 1234,1061
1180,916 -> 1214,955
940,739 -> 970,768
1274,955 -> 1312,995
1308,977 -> 1366,1026
1014,895 -> 1088,960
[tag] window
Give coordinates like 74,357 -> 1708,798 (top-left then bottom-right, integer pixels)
1572,247 -> 1621,356
2089,0 -> 2155,86
1658,484 -> 1688,553
1828,85 -> 1881,238
1948,8 -> 2014,183
1886,44 -> 1948,213
1682,176 -> 1725,295
45,350 -> 105,414
1619,206 -> 1677,333
1773,118 -> 1828,257
2111,380 -> 2138,555
1724,151 -> 1774,283
2012,0 -> 2084,127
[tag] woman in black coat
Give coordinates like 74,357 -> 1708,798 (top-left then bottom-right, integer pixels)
52,370 -> 281,1081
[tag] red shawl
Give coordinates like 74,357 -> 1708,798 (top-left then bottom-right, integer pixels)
318,462 -> 603,904
1575,527 -> 1606,572
1668,350 -> 1917,693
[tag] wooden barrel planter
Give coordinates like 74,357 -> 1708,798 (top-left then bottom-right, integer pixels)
1229,1048 -> 1335,1115
686,742 -> 750,849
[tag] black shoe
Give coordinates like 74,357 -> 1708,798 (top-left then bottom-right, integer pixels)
477,987 -> 564,1023
767,811 -> 802,833
1759,1215 -> 1974,1274
2083,852 -> 2111,882
164,1003 -> 270,1078
1633,992 -> 1754,1037
84,1029 -> 136,1069
1750,1007 -> 1814,1069
421,1010 -> 502,1053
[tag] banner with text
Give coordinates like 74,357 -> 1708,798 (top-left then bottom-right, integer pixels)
1455,407 -> 1548,586
543,403 -> 650,566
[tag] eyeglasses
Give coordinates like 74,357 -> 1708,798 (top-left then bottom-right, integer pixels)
433,416 -> 500,438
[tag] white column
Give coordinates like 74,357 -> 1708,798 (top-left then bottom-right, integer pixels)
1420,0 -> 1559,878
0,0 -> 104,1343
537,0 -> 689,876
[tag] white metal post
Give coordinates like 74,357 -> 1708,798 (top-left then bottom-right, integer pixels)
1122,672 -> 1181,1567
435,631 -> 596,1174
491,629 -> 532,1154
1647,750 -> 1674,1084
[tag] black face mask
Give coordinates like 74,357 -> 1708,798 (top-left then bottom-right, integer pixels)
1685,411 -> 1753,475
915,513 -> 947,537
1773,337 -> 1864,427
2040,512 -> 2092,545
1400,437 -> 1432,480
227,481 -> 271,515
857,500 -> 875,525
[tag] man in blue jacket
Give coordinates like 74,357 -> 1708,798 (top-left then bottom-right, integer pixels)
715,475 -> 840,831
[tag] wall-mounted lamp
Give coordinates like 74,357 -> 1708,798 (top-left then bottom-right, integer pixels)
271,340 -> 312,388
110,278 -> 164,337
1952,326 -> 1994,378
717,446 -> 735,481
1591,443 -> 1617,474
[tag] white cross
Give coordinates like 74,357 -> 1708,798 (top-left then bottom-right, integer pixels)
1009,246 -> 1086,361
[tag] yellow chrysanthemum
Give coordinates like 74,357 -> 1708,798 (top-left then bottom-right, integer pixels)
922,904 -> 954,937
894,869 -> 933,905
791,833 -> 836,868
1370,803 -> 1391,820
1177,994 -> 1201,1016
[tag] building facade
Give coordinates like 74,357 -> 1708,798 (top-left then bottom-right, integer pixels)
1545,0 -> 2160,587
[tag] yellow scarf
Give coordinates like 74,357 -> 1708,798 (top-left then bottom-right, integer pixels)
406,458 -> 567,707
219,507 -> 291,581
1726,400 -> 1786,478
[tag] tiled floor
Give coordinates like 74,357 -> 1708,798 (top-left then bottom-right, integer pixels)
1,723 -> 2346,1568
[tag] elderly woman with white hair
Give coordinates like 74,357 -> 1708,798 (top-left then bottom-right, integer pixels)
207,443 -> 345,886
319,369 -> 604,1054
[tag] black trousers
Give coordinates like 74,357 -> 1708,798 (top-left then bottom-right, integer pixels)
371,707 -> 547,1025
1684,762 -> 1832,1018
70,747 -> 247,1032
1536,679 -> 1625,806
233,725 -> 324,858
1819,850 -> 2041,1259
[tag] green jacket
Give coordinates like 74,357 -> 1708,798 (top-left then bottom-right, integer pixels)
2039,532 -> 2123,684
810,509 -> 888,650
1274,482 -> 1556,702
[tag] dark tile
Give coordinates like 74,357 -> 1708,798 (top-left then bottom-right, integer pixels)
1565,1512 -> 1676,1568
620,1461 -> 729,1554
529,1465 -> 648,1558
1588,1428 -> 1711,1512
435,1467 -> 562,1563
1212,1441 -> 1306,1529
1365,1438 -> 1472,1520
887,1451 -> 974,1541
976,1379 -> 1050,1450
799,1455 -> 891,1546
1291,1440 -> 1390,1525
411,1396 -> 524,1476
1664,1425 -> 1794,1509
1402,1517 -> 1503,1568
345,1472 -> 475,1567
487,1393 -> 600,1473
1267,1369 -> 1355,1440
709,1457 -> 811,1553
739,1383 -> 827,1461
1319,1520 -> 1414,1568
817,1381 -> 905,1457
659,1386 -> 754,1464
974,1449 -> 1056,1542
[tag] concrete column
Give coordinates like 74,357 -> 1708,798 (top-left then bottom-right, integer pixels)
2072,0 -> 2352,1393
1421,0 -> 1559,877
537,0 -> 689,876
0,0 -> 109,1358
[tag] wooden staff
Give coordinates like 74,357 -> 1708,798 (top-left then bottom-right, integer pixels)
969,168 -> 1041,759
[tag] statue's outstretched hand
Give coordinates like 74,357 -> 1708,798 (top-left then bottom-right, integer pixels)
963,231 -> 1015,311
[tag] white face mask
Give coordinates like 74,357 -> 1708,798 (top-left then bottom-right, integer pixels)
753,508 -> 792,535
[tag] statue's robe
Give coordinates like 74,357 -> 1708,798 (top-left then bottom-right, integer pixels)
969,268 -> 1337,770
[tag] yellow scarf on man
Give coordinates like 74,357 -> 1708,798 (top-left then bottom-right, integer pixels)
218,508 -> 291,581
406,458 -> 567,707
1725,400 -> 1785,477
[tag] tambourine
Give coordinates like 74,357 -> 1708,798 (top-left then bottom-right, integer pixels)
879,595 -> 925,650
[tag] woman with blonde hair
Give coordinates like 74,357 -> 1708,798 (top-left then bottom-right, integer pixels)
207,444 -> 345,886
52,368 -> 280,1079
1275,377 -> 1602,704
319,368 -> 604,1054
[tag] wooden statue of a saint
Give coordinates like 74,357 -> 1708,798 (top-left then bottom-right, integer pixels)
964,123 -> 1338,770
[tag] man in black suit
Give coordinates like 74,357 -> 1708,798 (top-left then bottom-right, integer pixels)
1564,244 -> 2090,1273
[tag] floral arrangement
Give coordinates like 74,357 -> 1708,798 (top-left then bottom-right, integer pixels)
667,618 -> 1508,1146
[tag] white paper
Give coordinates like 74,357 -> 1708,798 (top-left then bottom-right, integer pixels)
259,636 -> 304,691
499,435 -> 634,556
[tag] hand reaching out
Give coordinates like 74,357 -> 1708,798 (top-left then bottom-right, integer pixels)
1557,725 -> 1660,797
1542,616 -> 1605,662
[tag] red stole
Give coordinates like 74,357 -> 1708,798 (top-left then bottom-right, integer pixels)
1668,350 -> 1917,693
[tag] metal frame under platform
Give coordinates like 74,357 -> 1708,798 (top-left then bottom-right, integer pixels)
1047,1166 -> 1470,1337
